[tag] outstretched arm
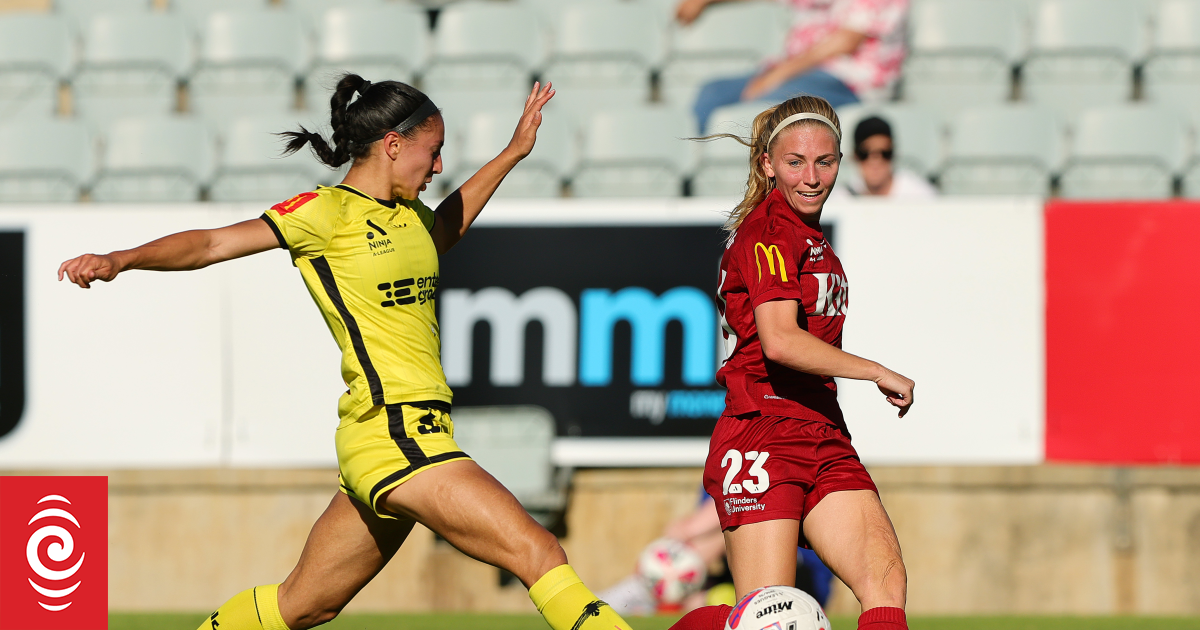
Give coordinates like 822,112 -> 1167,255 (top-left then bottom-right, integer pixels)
430,81 -> 555,255
57,218 -> 281,288
755,299 -> 914,417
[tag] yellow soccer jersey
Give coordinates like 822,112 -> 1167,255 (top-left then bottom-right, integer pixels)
261,185 -> 451,421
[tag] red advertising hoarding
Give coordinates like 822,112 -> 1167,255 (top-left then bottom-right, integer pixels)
1046,200 -> 1200,464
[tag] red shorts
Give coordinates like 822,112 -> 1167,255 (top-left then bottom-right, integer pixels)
703,415 -> 877,533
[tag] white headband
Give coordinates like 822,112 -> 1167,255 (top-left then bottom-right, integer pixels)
767,112 -> 841,147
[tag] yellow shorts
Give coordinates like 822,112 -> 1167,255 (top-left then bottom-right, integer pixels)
336,401 -> 471,518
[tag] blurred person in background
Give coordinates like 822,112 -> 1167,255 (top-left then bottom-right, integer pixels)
601,492 -> 834,615
836,116 -> 937,199
678,0 -> 909,133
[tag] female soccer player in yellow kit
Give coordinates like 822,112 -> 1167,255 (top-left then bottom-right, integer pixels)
58,75 -> 632,630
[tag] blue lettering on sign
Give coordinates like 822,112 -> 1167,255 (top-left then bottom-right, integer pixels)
666,390 -> 726,418
578,286 -> 715,387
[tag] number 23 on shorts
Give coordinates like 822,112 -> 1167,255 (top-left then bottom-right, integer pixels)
721,449 -> 770,495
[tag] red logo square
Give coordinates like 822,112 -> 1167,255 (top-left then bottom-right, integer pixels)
0,476 -> 108,630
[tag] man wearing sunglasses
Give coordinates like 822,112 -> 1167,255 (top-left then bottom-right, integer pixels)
844,116 -> 937,198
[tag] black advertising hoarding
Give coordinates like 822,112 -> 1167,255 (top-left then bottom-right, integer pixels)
0,231 -> 24,439
438,225 -> 728,438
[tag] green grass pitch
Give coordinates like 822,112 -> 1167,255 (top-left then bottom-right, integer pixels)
109,613 -> 1200,630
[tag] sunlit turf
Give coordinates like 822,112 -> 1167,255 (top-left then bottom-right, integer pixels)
109,613 -> 1200,630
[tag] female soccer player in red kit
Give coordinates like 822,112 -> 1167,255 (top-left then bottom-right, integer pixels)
672,95 -> 914,630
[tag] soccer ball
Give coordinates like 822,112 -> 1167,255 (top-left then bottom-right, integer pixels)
635,538 -> 707,605
725,586 -> 831,630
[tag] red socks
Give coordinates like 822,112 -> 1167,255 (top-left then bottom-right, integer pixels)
858,606 -> 907,630
668,604 -> 732,630
669,603 -> 905,630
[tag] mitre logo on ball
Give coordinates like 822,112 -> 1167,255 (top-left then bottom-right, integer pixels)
0,476 -> 108,630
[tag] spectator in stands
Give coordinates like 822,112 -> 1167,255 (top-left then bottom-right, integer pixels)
679,0 -> 909,133
841,115 -> 937,198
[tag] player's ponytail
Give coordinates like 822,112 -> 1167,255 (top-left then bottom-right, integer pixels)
708,95 -> 842,237
280,73 -> 440,169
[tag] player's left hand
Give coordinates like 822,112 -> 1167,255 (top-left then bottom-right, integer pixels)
874,368 -> 915,418
505,81 -> 555,160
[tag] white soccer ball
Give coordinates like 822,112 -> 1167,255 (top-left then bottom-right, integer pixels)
635,538 -> 707,605
724,586 -> 832,630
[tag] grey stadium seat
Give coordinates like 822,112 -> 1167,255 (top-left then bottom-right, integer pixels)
92,116 -> 215,202
572,106 -> 693,198
0,14 -> 73,119
55,0 -> 154,23
189,10 -> 311,120
692,101 -> 763,198
169,0 -> 271,19
1059,105 -> 1186,199
940,105 -> 1064,196
660,2 -> 789,108
542,1 -> 665,114
449,405 -> 569,526
285,0 -> 389,24
305,4 -> 430,112
447,107 -> 575,198
210,115 -> 329,202
1143,0 -> 1200,115
0,119 -> 94,202
423,1 -> 544,107
902,0 -> 1023,119
836,103 -> 944,179
73,13 -> 192,124
1022,0 -> 1145,117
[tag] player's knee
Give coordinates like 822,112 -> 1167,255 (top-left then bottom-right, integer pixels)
286,600 -> 345,629
520,527 -> 568,582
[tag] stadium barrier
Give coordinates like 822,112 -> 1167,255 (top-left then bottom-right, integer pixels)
0,196 -> 1044,467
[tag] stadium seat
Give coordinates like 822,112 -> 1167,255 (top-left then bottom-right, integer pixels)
836,103 -> 944,178
0,118 -> 94,202
660,2 -> 789,107
55,0 -> 154,23
1021,0 -> 1145,117
423,1 -> 544,107
541,1 -> 665,114
210,115 -> 329,202
73,13 -> 192,124
449,405 -> 569,525
1143,0 -> 1200,115
0,14 -> 73,119
304,4 -> 430,112
189,10 -> 311,120
940,105 -> 1064,196
285,0 -> 389,24
92,116 -> 215,202
572,106 -> 693,198
691,101 -> 762,197
169,0 -> 271,19
446,106 -> 575,198
902,0 -> 1023,118
1059,105 -> 1186,199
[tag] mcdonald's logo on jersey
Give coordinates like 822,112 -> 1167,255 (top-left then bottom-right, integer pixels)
271,191 -> 318,216
754,243 -> 788,282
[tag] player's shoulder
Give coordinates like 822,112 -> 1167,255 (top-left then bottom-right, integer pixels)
268,186 -> 340,217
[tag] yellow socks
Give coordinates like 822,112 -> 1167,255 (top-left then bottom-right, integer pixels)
196,584 -> 290,630
529,564 -> 633,630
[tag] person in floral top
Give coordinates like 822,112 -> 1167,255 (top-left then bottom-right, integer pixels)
680,0 -> 909,133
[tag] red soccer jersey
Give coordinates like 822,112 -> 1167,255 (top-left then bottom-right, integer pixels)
716,188 -> 849,429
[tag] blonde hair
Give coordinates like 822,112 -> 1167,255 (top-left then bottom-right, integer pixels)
708,95 -> 842,236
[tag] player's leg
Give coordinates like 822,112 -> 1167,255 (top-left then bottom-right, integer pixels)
196,491 -> 413,630
803,489 -> 907,629
668,519 -> 799,630
381,459 -> 632,630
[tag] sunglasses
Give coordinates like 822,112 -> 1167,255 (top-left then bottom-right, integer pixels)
855,148 -> 894,161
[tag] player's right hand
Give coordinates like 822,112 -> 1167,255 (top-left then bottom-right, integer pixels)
675,0 -> 710,25
58,253 -> 120,289
874,368 -> 915,418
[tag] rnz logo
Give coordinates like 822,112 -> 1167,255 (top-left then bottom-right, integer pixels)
0,476 -> 107,630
